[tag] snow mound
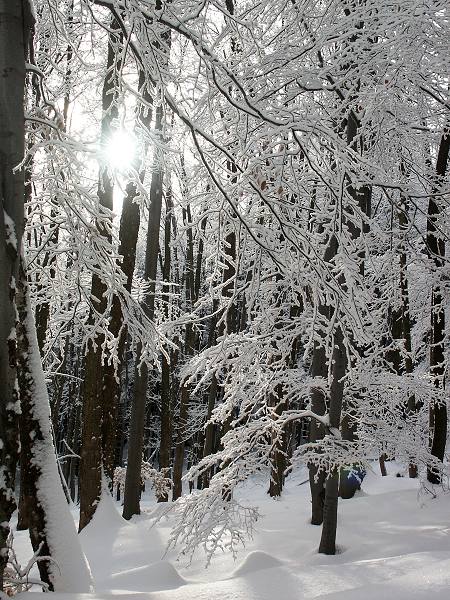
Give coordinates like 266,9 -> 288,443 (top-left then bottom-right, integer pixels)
81,490 -> 129,536
110,561 -> 187,591
232,551 -> 283,577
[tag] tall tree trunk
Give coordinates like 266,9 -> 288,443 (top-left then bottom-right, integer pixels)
158,184 -> 173,501
339,108 -> 372,447
199,373 -> 219,489
101,71 -> 153,487
308,232 -> 337,525
397,191 -> 416,478
122,105 -> 165,519
16,264 -> 92,591
318,49 -> 371,549
268,384 -> 287,498
172,200 -> 197,501
197,216 -> 239,498
172,380 -> 191,500
79,21 -> 122,531
0,1 -> 33,589
426,130 -> 449,484
318,326 -> 347,555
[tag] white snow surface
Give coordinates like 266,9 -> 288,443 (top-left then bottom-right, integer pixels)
14,464 -> 450,599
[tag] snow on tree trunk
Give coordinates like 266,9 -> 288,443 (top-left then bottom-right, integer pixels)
16,265 -> 92,592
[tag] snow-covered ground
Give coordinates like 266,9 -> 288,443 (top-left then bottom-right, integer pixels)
15,462 -> 450,599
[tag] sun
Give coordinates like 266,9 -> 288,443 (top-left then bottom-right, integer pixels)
104,130 -> 136,172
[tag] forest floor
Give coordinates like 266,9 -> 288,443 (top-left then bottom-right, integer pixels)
15,462 -> 450,599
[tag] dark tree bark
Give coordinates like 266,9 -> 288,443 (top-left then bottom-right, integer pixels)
16,265 -> 55,589
379,454 -> 388,477
79,21 -> 122,531
199,373 -> 219,490
308,234 -> 337,525
15,262 -> 91,592
397,189 -> 417,478
122,104 -> 165,519
308,348 -> 327,524
317,30 -> 372,547
0,0 -> 33,588
200,216 -> 239,498
172,201 -> 197,501
318,326 -> 347,555
426,130 -> 449,484
268,384 -> 287,498
158,184 -> 174,501
339,108 -> 372,448
172,379 -> 192,501
267,281 -> 299,498
101,71 -> 154,487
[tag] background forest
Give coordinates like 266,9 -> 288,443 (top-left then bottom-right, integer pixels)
0,0 -> 448,595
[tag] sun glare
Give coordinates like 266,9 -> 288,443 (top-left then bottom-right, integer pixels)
104,130 -> 136,171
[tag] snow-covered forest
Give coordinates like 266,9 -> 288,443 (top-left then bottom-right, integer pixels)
0,0 -> 448,598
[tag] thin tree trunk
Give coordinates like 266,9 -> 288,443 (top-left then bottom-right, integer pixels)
101,72 -> 153,486
396,191 -> 417,478
158,184 -> 173,501
172,381 -> 191,500
199,372 -> 218,489
318,60 -> 371,548
319,326 -> 347,555
268,385 -> 287,498
379,454 -> 388,477
172,197 -> 197,501
426,130 -> 449,484
123,104 -> 165,519
308,232 -> 337,525
79,21 -> 122,531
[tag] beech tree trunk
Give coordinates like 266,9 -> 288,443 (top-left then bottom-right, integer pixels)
0,0 -> 33,589
318,326 -> 347,555
101,71 -> 154,487
123,104 -> 165,519
268,385 -> 287,498
79,21 -> 122,531
426,130 -> 449,484
317,52 -> 371,549
308,234 -> 337,525
158,184 -> 174,501
172,200 -> 197,501
16,263 -> 92,591
16,267 -> 62,589
398,190 -> 416,478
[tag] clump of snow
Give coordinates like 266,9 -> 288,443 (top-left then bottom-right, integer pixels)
231,550 -> 283,577
80,487 -> 130,537
3,210 -> 17,250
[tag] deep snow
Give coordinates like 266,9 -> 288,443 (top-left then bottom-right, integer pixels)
15,462 -> 450,599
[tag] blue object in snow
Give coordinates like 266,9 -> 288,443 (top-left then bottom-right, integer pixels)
339,465 -> 366,499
